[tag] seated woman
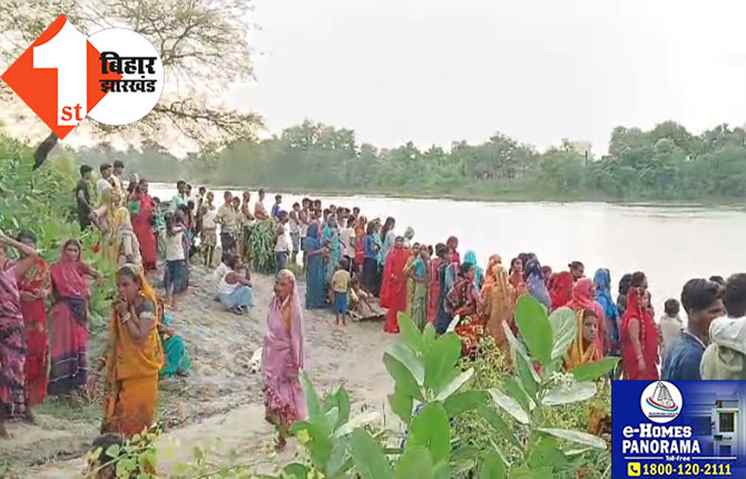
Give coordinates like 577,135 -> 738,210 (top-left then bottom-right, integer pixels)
158,303 -> 192,379
101,265 -> 164,438
565,309 -> 602,370
447,263 -> 484,355
216,255 -> 254,315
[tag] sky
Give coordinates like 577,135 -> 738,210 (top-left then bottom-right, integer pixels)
227,0 -> 746,154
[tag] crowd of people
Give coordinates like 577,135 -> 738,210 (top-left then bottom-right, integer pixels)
2,159 -> 746,458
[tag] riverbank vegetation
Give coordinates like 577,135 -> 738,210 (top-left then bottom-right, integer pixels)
71,120 -> 746,202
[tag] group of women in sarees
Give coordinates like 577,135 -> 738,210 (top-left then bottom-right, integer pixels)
0,227 -> 165,440
0,178 -> 174,441
373,241 -> 660,380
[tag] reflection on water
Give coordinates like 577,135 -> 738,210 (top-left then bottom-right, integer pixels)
152,184 -> 746,320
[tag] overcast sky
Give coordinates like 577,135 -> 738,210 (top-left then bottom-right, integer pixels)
228,0 -> 746,154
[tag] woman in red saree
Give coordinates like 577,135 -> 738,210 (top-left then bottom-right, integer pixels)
448,263 -> 483,356
427,244 -> 448,325
48,240 -> 102,397
508,257 -> 528,298
383,237 -> 410,334
132,180 -> 158,272
566,278 -> 607,355
16,231 -> 50,408
549,271 -> 574,311
621,273 -> 659,380
1,230 -> 42,435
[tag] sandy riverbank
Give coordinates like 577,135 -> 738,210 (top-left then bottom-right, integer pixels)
1,264 -> 396,478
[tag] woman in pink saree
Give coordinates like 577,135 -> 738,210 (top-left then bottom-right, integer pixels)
262,269 -> 307,450
48,240 -> 102,397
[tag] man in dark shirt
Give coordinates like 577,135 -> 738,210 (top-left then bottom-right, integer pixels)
75,165 -> 94,230
662,278 -> 725,380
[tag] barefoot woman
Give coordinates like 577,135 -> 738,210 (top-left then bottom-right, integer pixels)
101,265 -> 164,437
262,269 -> 307,450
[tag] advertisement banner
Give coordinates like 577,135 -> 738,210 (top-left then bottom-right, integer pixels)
613,381 -> 746,479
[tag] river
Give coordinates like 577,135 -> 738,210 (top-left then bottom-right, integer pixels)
151,184 -> 746,319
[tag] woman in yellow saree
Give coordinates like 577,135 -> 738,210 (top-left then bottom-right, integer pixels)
565,309 -> 602,370
101,264 -> 164,437
480,257 -> 514,355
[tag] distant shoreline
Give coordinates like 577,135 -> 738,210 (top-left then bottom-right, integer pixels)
148,181 -> 746,210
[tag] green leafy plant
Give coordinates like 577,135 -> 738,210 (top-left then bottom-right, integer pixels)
246,220 -> 278,274
84,426 -> 161,479
480,296 -> 617,478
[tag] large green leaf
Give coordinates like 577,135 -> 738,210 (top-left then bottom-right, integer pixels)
433,461 -> 451,479
383,353 -> 424,400
323,407 -> 340,436
409,402 -> 451,464
349,428 -> 393,479
509,466 -> 553,479
548,308 -> 577,361
280,463 -> 308,479
444,390 -> 489,417
334,411 -> 382,438
527,437 -> 567,470
424,333 -> 462,393
537,427 -> 607,450
386,342 -> 425,384
326,437 -> 353,477
502,377 -> 533,413
323,386 -> 352,429
542,381 -> 596,406
395,446 -> 433,479
504,322 -> 540,382
301,371 -> 323,419
515,349 -> 539,399
398,312 -> 424,354
480,454 -> 507,479
570,357 -> 620,382
388,387 -> 414,424
422,324 -> 437,355
304,421 -> 334,471
434,368 -> 474,402
514,296 -> 552,366
488,388 -> 529,424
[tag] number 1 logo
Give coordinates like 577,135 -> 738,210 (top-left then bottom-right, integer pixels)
1,15 -> 121,139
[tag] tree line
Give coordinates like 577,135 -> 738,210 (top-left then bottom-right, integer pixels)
70,120 -> 746,201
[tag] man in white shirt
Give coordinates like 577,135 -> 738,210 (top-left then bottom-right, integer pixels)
96,163 -> 113,202
274,210 -> 290,273
111,160 -> 126,205
659,298 -> 683,360
701,274 -> 746,379
339,216 -> 356,273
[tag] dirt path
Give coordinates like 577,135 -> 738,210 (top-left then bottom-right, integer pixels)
1,264 -> 395,478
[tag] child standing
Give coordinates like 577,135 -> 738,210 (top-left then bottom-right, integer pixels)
332,258 -> 352,327
201,192 -> 218,268
289,205 -> 301,266
164,211 -> 187,309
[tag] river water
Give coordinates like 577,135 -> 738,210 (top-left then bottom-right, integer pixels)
151,184 -> 746,318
